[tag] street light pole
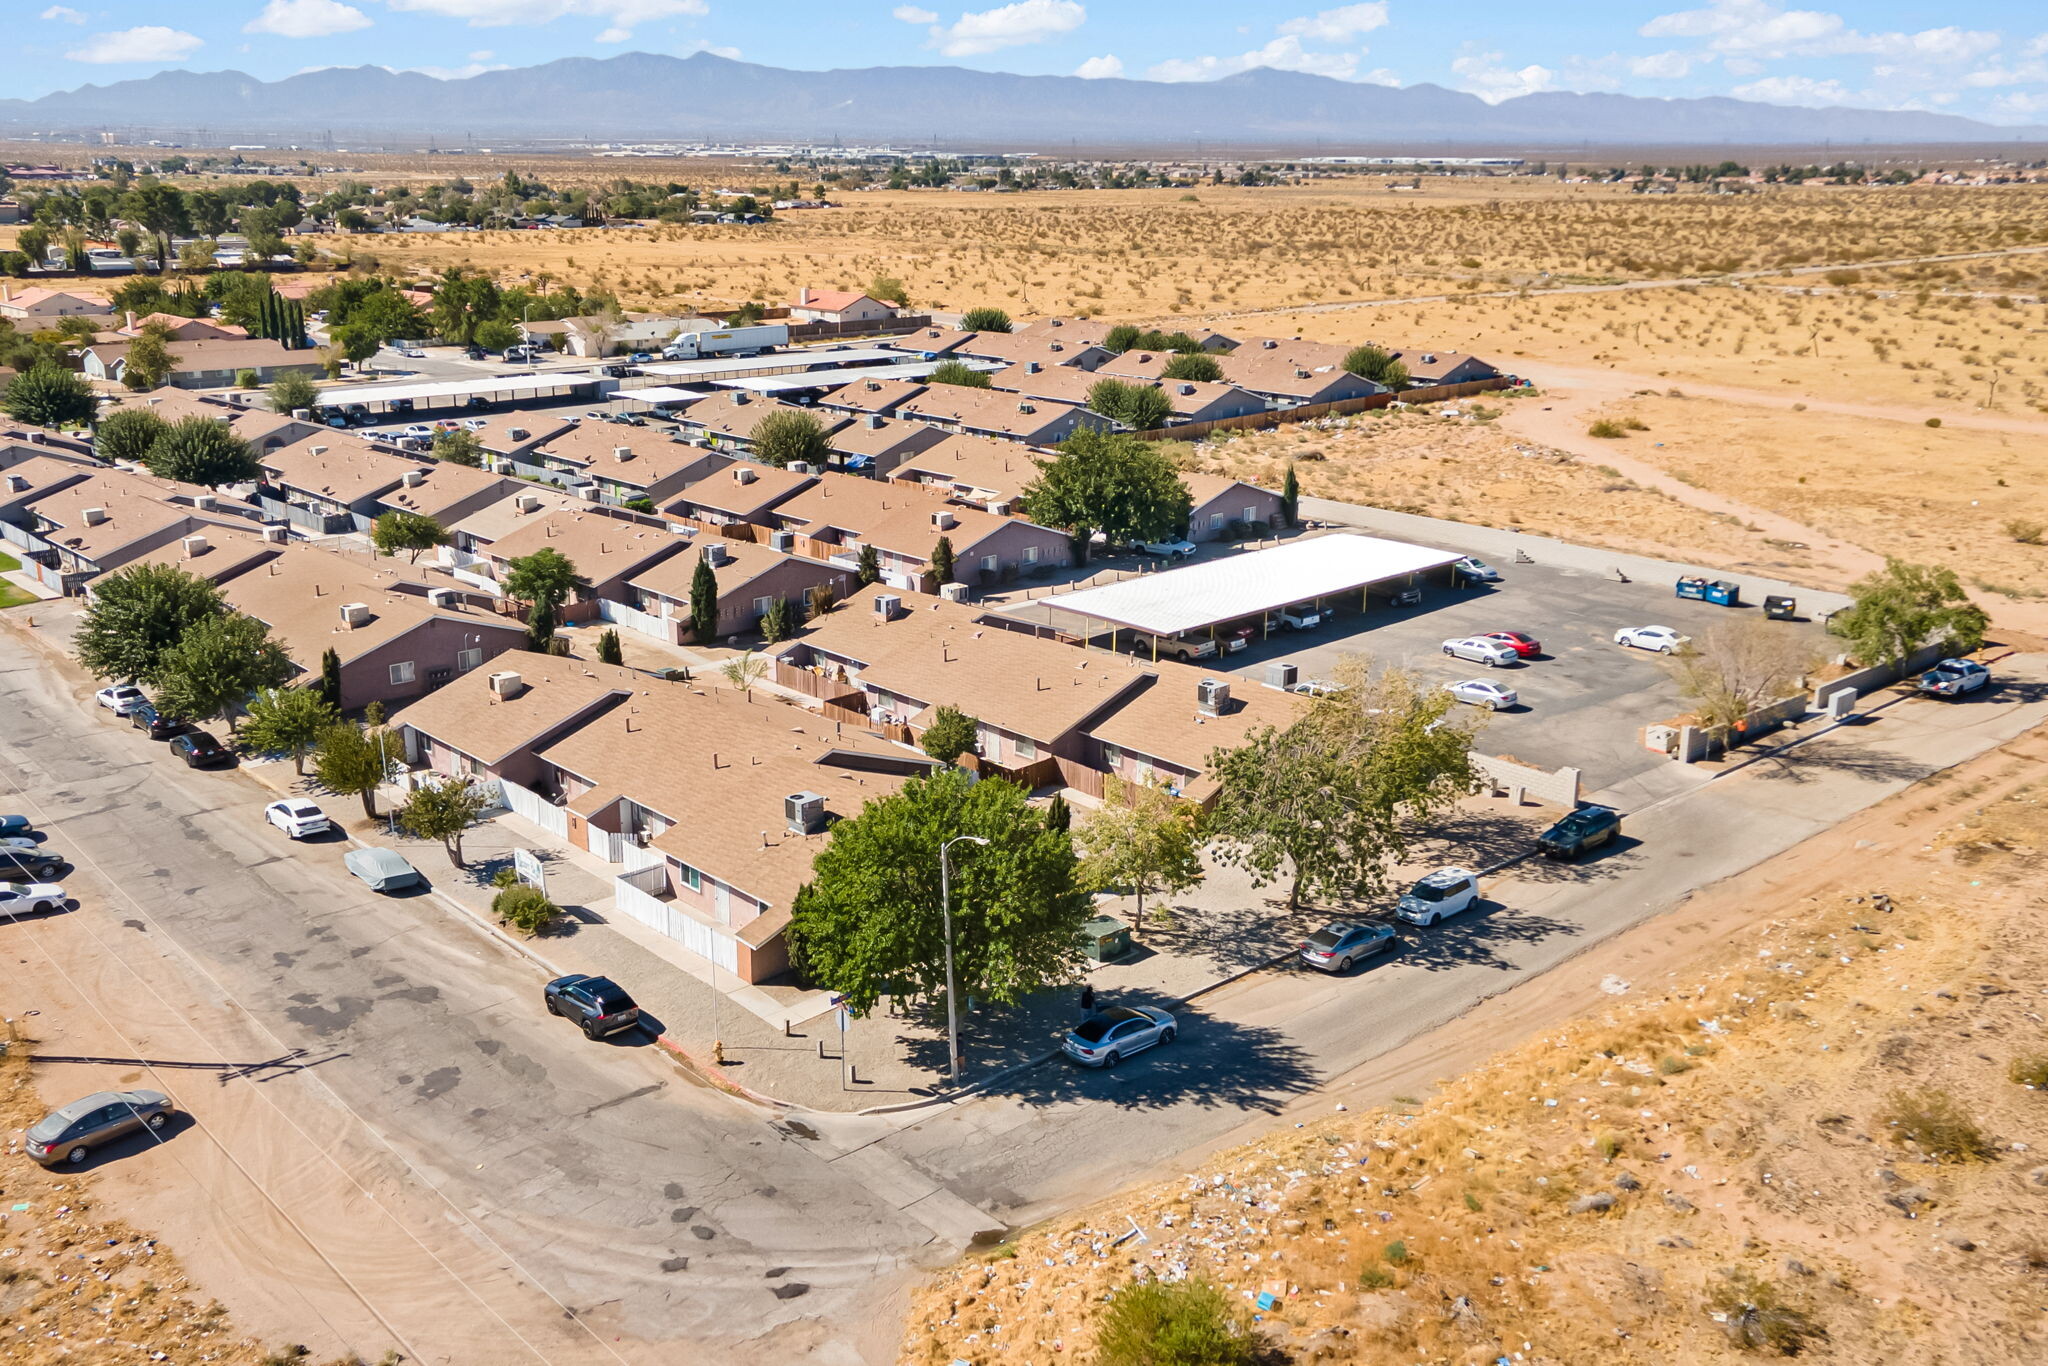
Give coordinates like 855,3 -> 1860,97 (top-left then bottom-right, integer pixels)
939,834 -> 988,1087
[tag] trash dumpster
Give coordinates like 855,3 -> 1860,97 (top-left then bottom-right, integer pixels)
1704,579 -> 1741,607
1675,575 -> 1710,601
1081,915 -> 1133,963
1763,594 -> 1797,620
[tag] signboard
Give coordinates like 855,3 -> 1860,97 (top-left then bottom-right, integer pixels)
513,847 -> 547,898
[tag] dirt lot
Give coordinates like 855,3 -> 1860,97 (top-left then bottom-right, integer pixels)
902,723 -> 2048,1365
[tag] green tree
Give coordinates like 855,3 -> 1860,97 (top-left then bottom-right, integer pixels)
234,368 -> 260,390
143,415 -> 258,487
749,409 -> 830,468
493,881 -> 560,936
312,716 -> 404,820
93,406 -> 170,465
728,300 -> 766,326
124,183 -> 189,269
121,328 -> 181,392
870,274 -> 909,306
267,370 -> 319,415
398,776 -> 494,867
1835,558 -> 1988,665
431,427 -> 486,466
1207,657 -> 1477,909
152,611 -> 296,733
501,546 -> 585,610
855,543 -> 881,587
1342,344 -> 1398,385
928,534 -> 956,586
14,225 -> 50,271
785,767 -> 1090,1017
1087,378 -> 1173,431
1044,792 -> 1071,833
1379,359 -> 1410,392
1279,462 -> 1300,528
928,358 -> 990,388
329,322 -> 379,369
1160,352 -> 1223,383
760,594 -> 797,643
595,627 -> 624,665
1,363 -> 96,428
960,306 -> 1013,333
429,267 -> 501,346
317,646 -> 343,711
1103,323 -> 1141,354
688,555 -> 719,641
75,562 -> 224,684
1076,777 -> 1206,925
1095,1278 -> 1257,1366
238,686 -> 337,775
919,704 -> 980,766
473,317 -> 520,352
526,598 -> 556,653
371,510 -> 448,564
1020,430 -> 1193,563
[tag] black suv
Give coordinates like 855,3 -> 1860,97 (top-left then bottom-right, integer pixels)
169,731 -> 232,768
1538,805 -> 1623,859
130,704 -> 188,741
0,844 -> 66,881
543,974 -> 642,1040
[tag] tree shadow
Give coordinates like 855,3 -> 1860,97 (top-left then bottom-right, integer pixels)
1747,744 -> 1934,786
1129,896 -> 1320,973
1383,900 -> 1581,973
956,1009 -> 1320,1115
1499,834 -> 1646,884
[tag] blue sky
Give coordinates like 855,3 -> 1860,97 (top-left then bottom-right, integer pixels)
13,2 -> 2048,123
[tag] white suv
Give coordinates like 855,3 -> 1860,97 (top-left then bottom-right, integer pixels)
1396,868 -> 1480,925
1442,636 -> 1518,667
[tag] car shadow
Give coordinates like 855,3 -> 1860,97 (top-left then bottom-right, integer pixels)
294,827 -> 349,846
958,1009 -> 1320,1114
62,1111 -> 196,1171
1384,900 -> 1580,973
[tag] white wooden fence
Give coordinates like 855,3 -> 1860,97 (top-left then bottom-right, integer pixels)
595,597 -> 676,642
612,865 -> 738,971
498,778 -> 569,840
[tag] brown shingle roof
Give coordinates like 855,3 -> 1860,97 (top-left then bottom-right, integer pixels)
668,460 -> 817,521
816,376 -> 927,416
770,472 -> 1036,561
222,544 -> 522,670
895,385 -> 1087,440
674,391 -> 844,444
446,486 -> 586,546
888,432 -> 1043,504
481,508 -> 689,585
90,336 -> 318,376
627,537 -> 812,604
23,476 -> 209,563
1086,661 -> 1304,777
260,433 -> 423,505
395,653 -> 639,765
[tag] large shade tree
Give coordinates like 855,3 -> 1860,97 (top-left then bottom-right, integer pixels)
1020,429 -> 1192,564
76,563 -> 226,685
143,416 -> 259,487
151,612 -> 296,733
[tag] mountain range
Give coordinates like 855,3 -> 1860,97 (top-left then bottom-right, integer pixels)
3,52 -> 2043,150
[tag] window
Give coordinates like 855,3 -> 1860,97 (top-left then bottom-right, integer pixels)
1209,512 -> 1225,529
752,594 -> 774,617
677,863 -> 702,893
388,661 -> 416,685
980,554 -> 999,573
1102,744 -> 1122,769
455,648 -> 483,671
1023,545 -> 1039,564
1013,735 -> 1037,760
1243,505 -> 1259,523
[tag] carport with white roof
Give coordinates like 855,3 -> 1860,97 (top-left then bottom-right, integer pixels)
999,533 -> 1463,660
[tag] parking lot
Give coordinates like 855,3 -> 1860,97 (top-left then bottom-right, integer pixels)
1133,551 -> 1835,788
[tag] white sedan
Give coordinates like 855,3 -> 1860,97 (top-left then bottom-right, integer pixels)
0,882 -> 67,919
95,684 -> 148,715
265,799 -> 331,839
1445,678 -> 1517,711
1453,556 -> 1501,582
1442,636 -> 1520,667
1614,625 -> 1691,654
399,423 -> 434,441
394,343 -> 426,358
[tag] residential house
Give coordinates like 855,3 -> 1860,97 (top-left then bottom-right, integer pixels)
987,362 -> 1265,427
669,391 -> 847,456
947,331 -> 1112,372
1014,318 -> 1238,352
5,472 -> 251,593
370,459 -> 520,530
526,422 -> 729,506
790,289 -> 895,325
894,385 -> 1107,445
442,485 -> 587,561
81,337 -> 324,390
1210,351 -> 1384,408
662,460 -> 817,530
821,413 -> 947,475
815,375 -> 926,418
118,523 -> 283,585
108,312 -> 245,342
1183,473 -> 1284,540
880,326 -> 974,358
256,434 -> 426,532
1390,348 -> 1501,388
0,286 -> 114,331
97,391 -> 322,453
623,537 -> 851,645
886,433 -> 1043,511
461,414 -> 576,467
395,654 -> 638,790
0,452 -> 99,523
519,312 -> 687,358
476,508 -> 693,610
221,544 -> 528,711
1082,662 -> 1303,802
766,472 -> 1071,589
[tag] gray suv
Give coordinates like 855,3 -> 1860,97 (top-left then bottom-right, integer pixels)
24,1090 -> 175,1166
0,843 -> 65,881
543,974 -> 642,1040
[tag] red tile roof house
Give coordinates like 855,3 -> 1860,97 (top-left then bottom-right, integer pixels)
1183,472 -> 1285,541
623,537 -> 853,645
0,286 -> 113,331
220,544 -> 528,712
894,385 -> 1110,446
790,288 -> 897,325
766,471 -> 1072,592
476,508 -> 695,622
822,413 -> 948,476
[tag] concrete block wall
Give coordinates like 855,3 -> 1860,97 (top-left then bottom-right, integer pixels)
1471,753 -> 1580,808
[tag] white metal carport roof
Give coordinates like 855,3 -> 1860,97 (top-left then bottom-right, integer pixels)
617,385 -> 707,406
715,357 -> 1001,394
1024,534 -> 1462,636
320,372 -> 599,407
632,347 -> 907,382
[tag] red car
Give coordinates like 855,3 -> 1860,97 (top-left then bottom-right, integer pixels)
1481,631 -> 1541,659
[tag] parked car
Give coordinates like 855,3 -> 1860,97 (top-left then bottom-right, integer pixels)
169,732 -> 231,769
23,1091 -> 174,1167
1538,805 -> 1623,859
461,395 -> 492,412
460,417 -> 489,431
1397,868 -> 1481,925
95,683 -> 148,714
342,403 -> 374,426
387,398 -> 415,416
0,815 -> 32,837
264,799 -> 331,839
0,881 -> 67,919
1452,555 -> 1501,583
1614,625 -> 1690,654
1140,538 -> 1198,559
129,704 -> 187,740
464,344 -> 487,360
1445,678 -> 1517,710
1062,1005 -> 1176,1068
1277,602 -> 1324,631
1,843 -> 66,880
1135,632 -> 1217,663
544,974 -> 643,1039
1479,631 -> 1541,659
1442,636 -> 1520,667
629,351 -> 652,363
394,343 -> 425,358
343,847 -> 422,893
504,345 -> 537,362
399,423 -> 434,441
1918,658 -> 1990,698
1289,678 -> 1347,698
1299,921 -> 1397,972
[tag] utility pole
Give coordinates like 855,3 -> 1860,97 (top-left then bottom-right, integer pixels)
938,834 -> 988,1086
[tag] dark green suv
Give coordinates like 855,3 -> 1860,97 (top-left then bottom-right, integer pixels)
1538,805 -> 1622,859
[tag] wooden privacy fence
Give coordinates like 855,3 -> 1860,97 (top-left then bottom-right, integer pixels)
1130,377 -> 1513,444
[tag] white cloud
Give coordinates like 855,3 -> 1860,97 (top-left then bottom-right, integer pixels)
67,26 -> 205,63
245,0 -> 373,39
1628,49 -> 1695,78
926,1 -> 1085,58
40,5 -> 87,22
1992,89 -> 2048,115
382,0 -> 709,37
1449,50 -> 1556,102
1073,53 -> 1122,78
1641,2 -> 1996,63
1359,66 -> 1400,86
682,37 -> 741,57
1149,35 -> 1365,82
394,59 -> 513,78
1276,3 -> 1388,43
1721,55 -> 1763,75
596,25 -> 630,40
469,48 -> 494,59
2025,34 -> 2048,60
892,4 -> 938,21
1730,73 -> 1851,104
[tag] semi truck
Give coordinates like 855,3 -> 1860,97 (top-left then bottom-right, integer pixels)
661,324 -> 788,360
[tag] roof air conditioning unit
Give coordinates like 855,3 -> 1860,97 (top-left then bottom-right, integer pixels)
785,790 -> 827,836
81,507 -> 108,526
700,542 -> 730,566
1261,339 -> 1277,349
1016,402 -> 1035,414
613,446 -> 634,462
4,474 -> 27,492
865,413 -> 884,428
940,582 -> 969,603
872,592 -> 901,620
427,587 -> 458,608
933,509 -> 956,529
989,500 -> 1012,516
732,392 -> 751,405
339,602 -> 371,628
734,467 -> 758,484
1422,353 -> 1438,364
291,408 -> 312,420
515,492 -> 542,512
576,483 -> 600,501
309,444 -> 327,456
768,530 -> 795,551
1025,361 -> 1040,373
1197,677 -> 1230,717
508,427 -> 528,440
787,462 -> 811,475
402,469 -> 425,486
1265,661 -> 1298,690
1178,383 -> 1196,396
261,524 -> 289,543
180,534 -> 209,557
488,670 -> 524,699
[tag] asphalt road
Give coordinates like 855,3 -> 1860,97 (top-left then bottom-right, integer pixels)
0,641 -> 947,1365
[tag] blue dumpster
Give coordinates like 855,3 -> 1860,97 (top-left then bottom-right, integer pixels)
1675,575 -> 1710,601
1704,580 -> 1741,607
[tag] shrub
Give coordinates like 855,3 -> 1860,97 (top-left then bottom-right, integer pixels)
492,883 -> 559,936
235,368 -> 260,389
1621,416 -> 1649,431
1706,1272 -> 1824,1356
1596,1130 -> 1626,1162
1095,1278 -> 1257,1366
1925,417 -> 1942,428
1882,1087 -> 1993,1162
1588,419 -> 1628,438
2003,518 -> 2046,546
1659,1053 -> 1694,1075
2009,1054 -> 2048,1089
1383,1240 -> 1411,1266
1356,1266 -> 1394,1290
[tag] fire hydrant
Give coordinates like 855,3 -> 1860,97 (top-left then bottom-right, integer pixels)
712,1039 -> 726,1066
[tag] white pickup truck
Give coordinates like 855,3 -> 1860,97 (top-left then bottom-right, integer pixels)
1918,658 -> 1990,698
